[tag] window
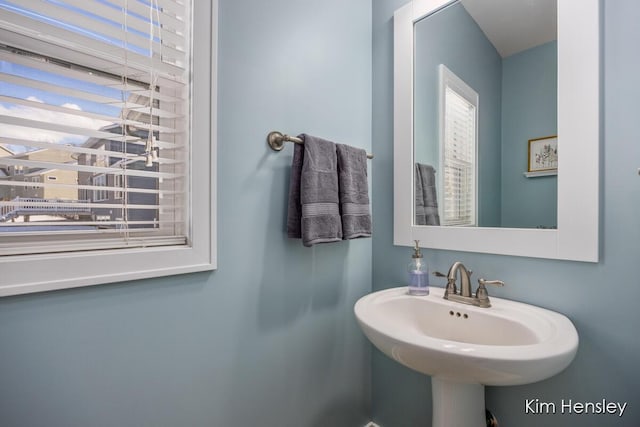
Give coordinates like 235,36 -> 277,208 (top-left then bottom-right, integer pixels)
114,174 -> 124,200
93,174 -> 107,202
439,65 -> 477,227
0,0 -> 217,296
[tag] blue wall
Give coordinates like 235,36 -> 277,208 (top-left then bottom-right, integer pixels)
414,2 -> 503,227
373,0 -> 640,426
501,41 -> 558,228
0,1 -> 373,426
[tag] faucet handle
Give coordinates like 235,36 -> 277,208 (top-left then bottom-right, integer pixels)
478,278 -> 504,287
475,278 -> 505,308
433,271 -> 447,277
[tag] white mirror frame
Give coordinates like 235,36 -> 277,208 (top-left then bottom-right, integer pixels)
394,0 -> 599,262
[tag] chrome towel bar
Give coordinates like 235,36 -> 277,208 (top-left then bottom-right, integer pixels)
267,131 -> 373,159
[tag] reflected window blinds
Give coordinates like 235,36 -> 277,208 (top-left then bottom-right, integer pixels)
439,64 -> 477,227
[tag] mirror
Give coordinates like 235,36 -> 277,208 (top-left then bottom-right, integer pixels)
394,0 -> 599,261
413,0 -> 557,229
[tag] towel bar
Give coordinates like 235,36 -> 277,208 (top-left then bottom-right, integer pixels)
267,131 -> 374,159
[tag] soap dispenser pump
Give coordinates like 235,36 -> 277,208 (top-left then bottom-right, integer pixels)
407,240 -> 429,295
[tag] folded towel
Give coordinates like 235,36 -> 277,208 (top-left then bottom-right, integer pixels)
336,144 -> 371,239
286,142 -> 304,238
287,134 -> 342,246
415,163 -> 440,225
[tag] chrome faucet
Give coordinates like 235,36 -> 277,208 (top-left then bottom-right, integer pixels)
448,261 -> 473,297
434,262 -> 505,308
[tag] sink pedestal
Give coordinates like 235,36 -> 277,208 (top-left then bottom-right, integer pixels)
431,378 -> 485,427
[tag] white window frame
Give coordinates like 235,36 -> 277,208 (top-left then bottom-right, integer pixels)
114,174 -> 124,200
93,174 -> 108,202
0,0 -> 218,297
438,64 -> 478,227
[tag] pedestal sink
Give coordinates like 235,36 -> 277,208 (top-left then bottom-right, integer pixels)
354,287 -> 578,427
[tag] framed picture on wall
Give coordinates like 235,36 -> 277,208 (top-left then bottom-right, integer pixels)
528,135 -> 558,172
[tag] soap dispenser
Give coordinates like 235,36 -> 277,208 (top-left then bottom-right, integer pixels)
407,240 -> 429,295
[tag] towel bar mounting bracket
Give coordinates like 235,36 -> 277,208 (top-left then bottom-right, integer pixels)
267,131 -> 288,152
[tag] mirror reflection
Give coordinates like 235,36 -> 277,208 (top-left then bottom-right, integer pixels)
413,0 -> 558,229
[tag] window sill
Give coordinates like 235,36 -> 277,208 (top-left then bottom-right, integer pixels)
0,243 -> 216,297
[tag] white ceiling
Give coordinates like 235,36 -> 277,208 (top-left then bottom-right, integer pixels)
460,0 -> 557,58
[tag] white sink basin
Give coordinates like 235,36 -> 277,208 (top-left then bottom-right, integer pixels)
355,287 -> 579,427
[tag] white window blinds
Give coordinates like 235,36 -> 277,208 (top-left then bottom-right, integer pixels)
439,65 -> 477,227
0,0 -> 191,256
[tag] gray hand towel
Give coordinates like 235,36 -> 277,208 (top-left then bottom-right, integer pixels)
286,142 -> 304,238
415,163 -> 440,226
414,163 -> 426,225
287,134 -> 342,246
337,144 -> 371,239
